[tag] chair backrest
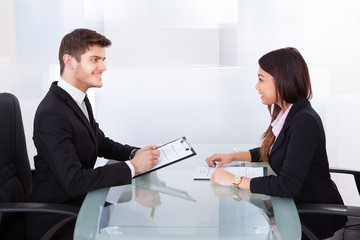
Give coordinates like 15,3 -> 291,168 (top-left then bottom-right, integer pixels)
0,93 -> 33,234
330,168 -> 360,196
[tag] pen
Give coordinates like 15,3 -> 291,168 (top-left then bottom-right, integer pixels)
150,207 -> 155,219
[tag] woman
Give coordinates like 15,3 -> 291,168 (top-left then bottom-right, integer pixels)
206,47 -> 347,239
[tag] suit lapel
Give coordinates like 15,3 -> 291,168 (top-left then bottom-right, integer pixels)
269,97 -> 309,158
50,82 -> 97,146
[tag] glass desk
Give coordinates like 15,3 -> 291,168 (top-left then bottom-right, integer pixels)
74,144 -> 301,239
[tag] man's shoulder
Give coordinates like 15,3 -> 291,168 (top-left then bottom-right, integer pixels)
38,89 -> 62,108
36,88 -> 69,118
39,82 -> 73,106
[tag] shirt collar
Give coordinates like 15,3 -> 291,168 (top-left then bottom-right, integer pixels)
57,77 -> 87,104
271,104 -> 293,138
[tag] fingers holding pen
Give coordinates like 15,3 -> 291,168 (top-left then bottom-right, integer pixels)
206,153 -> 224,168
146,144 -> 160,151
206,155 -> 218,167
136,145 -> 160,158
147,145 -> 161,160
131,146 -> 161,173
206,153 -> 233,168
146,145 -> 161,167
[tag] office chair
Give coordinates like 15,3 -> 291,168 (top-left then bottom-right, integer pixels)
297,168 -> 360,240
0,93 -> 79,240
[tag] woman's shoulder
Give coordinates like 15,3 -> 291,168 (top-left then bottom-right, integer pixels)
291,102 -> 324,130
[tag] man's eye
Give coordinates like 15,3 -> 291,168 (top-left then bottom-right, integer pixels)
91,58 -> 98,62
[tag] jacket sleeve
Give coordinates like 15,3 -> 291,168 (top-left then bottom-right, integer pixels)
249,147 -> 261,162
250,113 -> 321,198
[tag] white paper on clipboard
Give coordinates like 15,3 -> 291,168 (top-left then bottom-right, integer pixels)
134,136 -> 196,178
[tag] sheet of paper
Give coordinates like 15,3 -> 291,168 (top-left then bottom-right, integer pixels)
157,137 -> 192,166
194,166 -> 265,180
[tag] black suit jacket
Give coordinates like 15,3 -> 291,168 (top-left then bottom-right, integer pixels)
30,82 -> 136,205
249,97 -> 346,238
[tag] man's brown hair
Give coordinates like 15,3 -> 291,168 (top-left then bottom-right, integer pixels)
58,28 -> 112,75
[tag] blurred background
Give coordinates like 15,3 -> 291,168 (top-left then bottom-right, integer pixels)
1,0 -> 359,205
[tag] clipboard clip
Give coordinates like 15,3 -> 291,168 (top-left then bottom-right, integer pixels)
180,138 -> 190,151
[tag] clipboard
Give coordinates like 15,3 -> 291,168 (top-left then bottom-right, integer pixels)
134,136 -> 196,178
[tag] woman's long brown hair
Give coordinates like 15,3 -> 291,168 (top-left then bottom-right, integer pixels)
258,47 -> 312,162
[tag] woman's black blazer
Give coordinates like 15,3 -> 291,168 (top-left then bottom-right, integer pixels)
250,97 -> 347,238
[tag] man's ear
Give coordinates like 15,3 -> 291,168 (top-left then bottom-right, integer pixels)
63,54 -> 74,70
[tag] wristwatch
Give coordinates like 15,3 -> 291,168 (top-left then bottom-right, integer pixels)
232,176 -> 243,189
129,149 -> 138,159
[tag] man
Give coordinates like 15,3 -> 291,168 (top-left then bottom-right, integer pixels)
26,28 -> 160,239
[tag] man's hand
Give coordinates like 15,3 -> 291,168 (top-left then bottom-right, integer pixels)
130,145 -> 160,174
135,188 -> 161,208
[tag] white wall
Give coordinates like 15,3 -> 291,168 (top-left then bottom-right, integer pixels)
96,67 -> 267,146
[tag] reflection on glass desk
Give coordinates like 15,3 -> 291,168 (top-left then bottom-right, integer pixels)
74,144 -> 301,240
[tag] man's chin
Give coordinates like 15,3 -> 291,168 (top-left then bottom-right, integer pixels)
93,82 -> 103,88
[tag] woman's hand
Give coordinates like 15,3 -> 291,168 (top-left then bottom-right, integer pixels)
210,168 -> 234,187
206,153 -> 234,168
210,168 -> 251,190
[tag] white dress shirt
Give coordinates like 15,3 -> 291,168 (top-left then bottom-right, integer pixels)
57,78 -> 90,121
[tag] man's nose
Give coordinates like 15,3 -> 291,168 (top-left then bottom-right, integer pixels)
99,61 -> 107,71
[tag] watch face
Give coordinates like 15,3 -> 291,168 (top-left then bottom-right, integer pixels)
233,176 -> 240,183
